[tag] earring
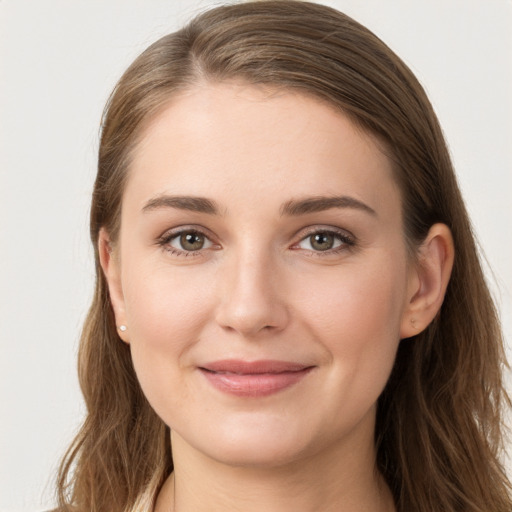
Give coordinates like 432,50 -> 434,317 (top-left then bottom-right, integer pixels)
118,325 -> 127,332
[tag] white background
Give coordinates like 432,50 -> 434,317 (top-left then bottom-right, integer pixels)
1,1 -> 511,511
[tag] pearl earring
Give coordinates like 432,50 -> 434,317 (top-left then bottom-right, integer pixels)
118,325 -> 127,332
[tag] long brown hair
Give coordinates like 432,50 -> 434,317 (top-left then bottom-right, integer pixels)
56,2 -> 511,511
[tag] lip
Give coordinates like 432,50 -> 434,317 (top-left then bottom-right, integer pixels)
199,359 -> 314,397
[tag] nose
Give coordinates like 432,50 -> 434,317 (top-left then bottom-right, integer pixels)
214,249 -> 289,337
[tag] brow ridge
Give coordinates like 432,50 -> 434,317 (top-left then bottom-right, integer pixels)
280,195 -> 377,216
142,195 -> 219,215
142,194 -> 375,217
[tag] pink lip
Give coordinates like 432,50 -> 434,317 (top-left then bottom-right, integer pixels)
199,359 -> 314,397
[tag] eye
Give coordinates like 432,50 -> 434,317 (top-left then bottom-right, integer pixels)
295,229 -> 354,253
159,229 -> 215,254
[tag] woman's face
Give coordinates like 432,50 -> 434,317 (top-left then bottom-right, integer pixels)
105,82 -> 419,468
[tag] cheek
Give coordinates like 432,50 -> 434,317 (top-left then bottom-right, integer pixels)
300,260 -> 406,343
120,263 -> 215,413
296,256 -> 407,403
123,262 -> 214,347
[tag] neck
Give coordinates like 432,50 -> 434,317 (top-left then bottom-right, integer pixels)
155,424 -> 395,512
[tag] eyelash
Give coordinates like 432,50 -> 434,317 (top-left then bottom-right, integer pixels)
156,227 -> 216,258
156,226 -> 356,258
291,227 -> 356,256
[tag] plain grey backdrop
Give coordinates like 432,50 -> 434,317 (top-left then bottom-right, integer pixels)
1,1 -> 511,511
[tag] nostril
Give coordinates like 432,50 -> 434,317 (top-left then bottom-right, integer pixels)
214,261 -> 290,336
215,300 -> 289,337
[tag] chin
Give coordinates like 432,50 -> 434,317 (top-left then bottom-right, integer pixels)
172,410 -> 325,469
206,437 -> 308,469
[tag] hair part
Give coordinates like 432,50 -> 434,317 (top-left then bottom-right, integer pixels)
56,2 -> 511,511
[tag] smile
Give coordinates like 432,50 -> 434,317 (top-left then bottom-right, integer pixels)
199,360 -> 315,397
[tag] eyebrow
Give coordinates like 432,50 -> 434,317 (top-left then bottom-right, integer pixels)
142,195 -> 219,215
280,195 -> 377,217
141,194 -> 376,217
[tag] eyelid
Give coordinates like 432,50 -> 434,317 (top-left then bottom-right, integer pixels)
156,225 -> 220,255
294,225 -> 355,241
157,224 -> 216,240
290,225 -> 356,252
155,224 -> 355,257
168,232 -> 214,250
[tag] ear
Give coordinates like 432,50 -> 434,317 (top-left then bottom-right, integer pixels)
400,223 -> 454,339
98,228 -> 129,344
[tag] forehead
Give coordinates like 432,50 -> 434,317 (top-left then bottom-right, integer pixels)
125,82 -> 400,219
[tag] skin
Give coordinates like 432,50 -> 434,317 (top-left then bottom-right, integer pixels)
100,82 -> 454,512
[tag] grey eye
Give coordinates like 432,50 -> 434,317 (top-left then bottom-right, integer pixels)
298,232 -> 344,252
310,233 -> 335,251
170,231 -> 212,251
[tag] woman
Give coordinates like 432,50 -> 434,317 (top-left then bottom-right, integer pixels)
56,1 -> 511,511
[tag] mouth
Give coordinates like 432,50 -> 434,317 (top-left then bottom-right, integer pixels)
198,359 -> 315,397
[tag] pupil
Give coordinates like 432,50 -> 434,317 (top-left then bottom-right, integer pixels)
311,233 -> 333,251
181,232 -> 204,251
